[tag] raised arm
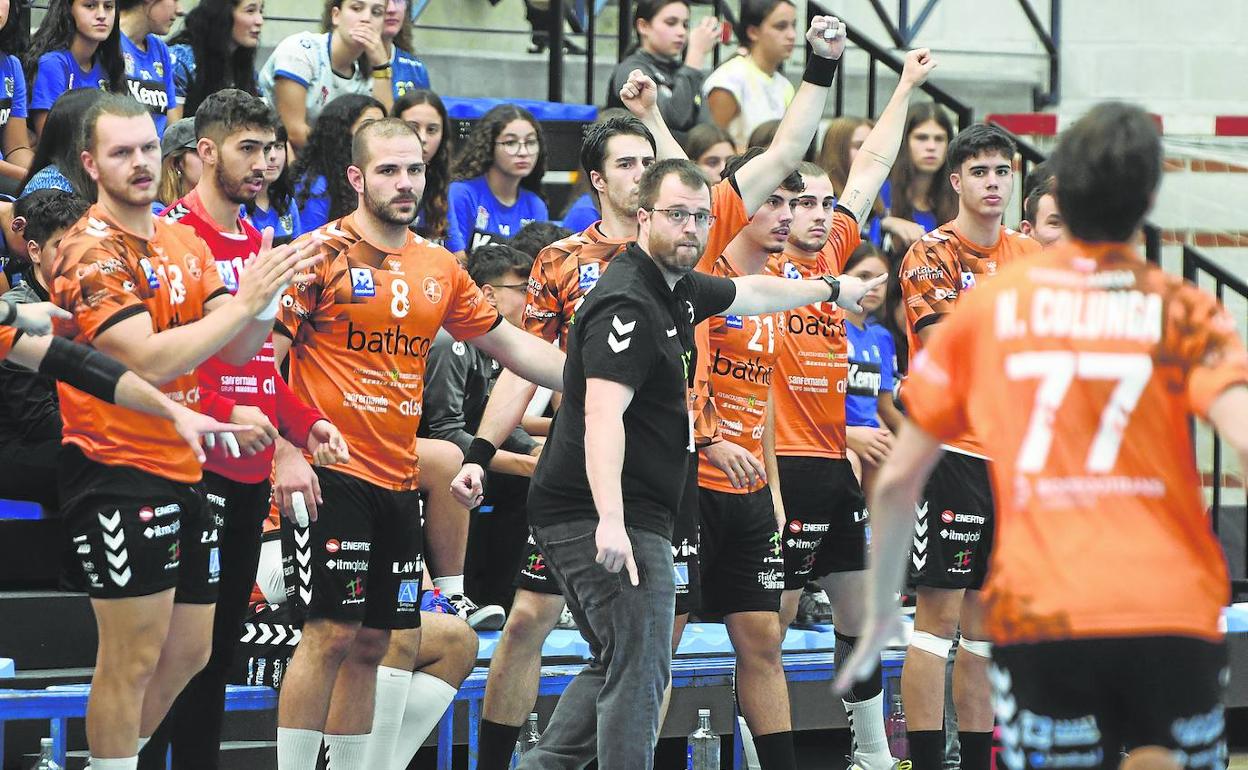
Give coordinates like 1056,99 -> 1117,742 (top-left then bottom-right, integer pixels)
837,49 -> 938,223
725,272 -> 885,317
618,69 -> 686,161
734,16 -> 847,213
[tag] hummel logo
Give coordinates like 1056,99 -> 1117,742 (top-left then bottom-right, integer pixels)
608,315 -> 635,353
667,328 -> 677,337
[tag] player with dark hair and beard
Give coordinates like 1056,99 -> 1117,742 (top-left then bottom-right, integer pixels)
140,88 -> 349,770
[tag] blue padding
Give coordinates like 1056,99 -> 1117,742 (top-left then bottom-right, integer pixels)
0,499 -> 45,520
674,622 -> 734,656
1224,606 -> 1248,633
541,629 -> 591,659
476,630 -> 500,660
0,659 -> 12,678
443,97 -> 597,123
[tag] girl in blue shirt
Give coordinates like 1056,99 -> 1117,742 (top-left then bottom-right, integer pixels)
394,89 -> 450,244
290,93 -> 385,234
118,0 -> 180,135
874,102 -> 957,257
168,0 -> 264,117
842,243 -> 903,491
24,0 -> 126,138
18,88 -> 103,200
0,0 -> 32,185
447,104 -> 549,259
244,123 -> 301,245
380,0 -> 431,100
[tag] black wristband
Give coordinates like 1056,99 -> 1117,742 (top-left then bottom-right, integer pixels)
0,299 -> 16,327
39,336 -> 128,404
464,437 -> 498,468
802,55 -> 840,87
819,275 -> 840,303
372,62 -> 392,71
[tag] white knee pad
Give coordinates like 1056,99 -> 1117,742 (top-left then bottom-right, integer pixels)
959,637 -> 992,658
910,630 -> 954,659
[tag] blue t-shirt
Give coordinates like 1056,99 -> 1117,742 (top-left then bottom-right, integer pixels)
0,55 -> 27,137
121,33 -> 177,135
870,179 -> 938,247
169,42 -> 195,106
391,47 -> 431,100
845,317 -> 896,428
19,164 -> 73,198
447,176 -> 548,254
244,200 -> 302,245
294,175 -> 330,235
30,50 -> 109,112
560,192 -> 599,232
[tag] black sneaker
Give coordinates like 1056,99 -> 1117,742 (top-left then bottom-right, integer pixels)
794,581 -> 834,626
448,593 -> 506,631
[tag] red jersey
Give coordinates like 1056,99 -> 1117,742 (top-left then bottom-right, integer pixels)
277,215 -> 501,491
165,192 -> 324,484
768,209 -> 861,458
50,204 -> 230,483
900,223 -> 1041,455
904,242 -> 1248,645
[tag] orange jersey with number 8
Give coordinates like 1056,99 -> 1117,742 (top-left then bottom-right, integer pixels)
903,243 -> 1248,645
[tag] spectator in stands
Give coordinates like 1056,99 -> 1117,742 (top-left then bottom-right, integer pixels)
1019,173 -> 1064,248
168,0 -> 264,117
380,0 -> 432,99
605,0 -> 718,137
508,220 -> 571,260
0,0 -> 33,187
19,89 -> 103,200
448,104 -> 549,259
819,116 -> 886,236
119,0 -> 180,136
290,93 -> 385,233
0,190 -> 89,510
682,122 -> 735,182
702,0 -> 796,150
875,101 -> 957,254
24,0 -> 126,137
746,118 -> 779,149
154,117 -> 202,213
258,0 -> 395,153
842,243 -> 901,492
243,123 -> 301,245
394,89 -> 449,243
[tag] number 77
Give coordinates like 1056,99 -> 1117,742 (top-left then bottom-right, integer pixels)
1005,351 -> 1153,473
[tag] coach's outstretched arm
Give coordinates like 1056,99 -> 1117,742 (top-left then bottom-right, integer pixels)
725,272 -> 885,316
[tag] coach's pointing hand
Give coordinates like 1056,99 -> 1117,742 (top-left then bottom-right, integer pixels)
832,273 -> 888,314
596,518 -> 639,586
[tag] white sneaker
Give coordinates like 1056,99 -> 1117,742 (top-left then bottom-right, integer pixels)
555,605 -> 578,629
448,593 -> 506,631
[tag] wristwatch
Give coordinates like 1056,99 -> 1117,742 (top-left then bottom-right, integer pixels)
818,275 -> 840,304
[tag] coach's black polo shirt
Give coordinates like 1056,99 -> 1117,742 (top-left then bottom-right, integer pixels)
528,242 -> 736,539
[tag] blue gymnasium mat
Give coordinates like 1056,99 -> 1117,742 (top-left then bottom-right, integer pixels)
443,97 -> 597,123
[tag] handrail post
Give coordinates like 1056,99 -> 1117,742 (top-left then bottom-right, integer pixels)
1049,0 -> 1062,105
548,0 -> 565,102
586,1 -> 596,106
617,0 -> 631,63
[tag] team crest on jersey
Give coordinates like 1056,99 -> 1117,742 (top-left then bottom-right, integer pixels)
216,261 -> 238,292
782,262 -> 801,280
423,277 -> 443,304
578,263 -> 599,292
725,314 -> 744,329
123,53 -> 135,73
3,78 -> 12,98
139,258 -> 160,290
475,206 -> 490,231
154,60 -> 164,77
961,270 -> 976,291
280,213 -> 293,233
184,255 -> 202,279
350,267 -> 376,297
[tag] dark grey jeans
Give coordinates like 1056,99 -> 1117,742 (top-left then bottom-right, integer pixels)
518,518 -> 676,770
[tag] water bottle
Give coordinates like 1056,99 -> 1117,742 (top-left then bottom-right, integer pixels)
885,693 -> 909,760
510,712 -> 541,767
686,708 -> 720,769
31,738 -> 61,770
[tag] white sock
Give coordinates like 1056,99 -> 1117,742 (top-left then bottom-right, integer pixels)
135,737 -> 149,753
277,726 -> 324,770
88,758 -> 138,770
432,575 -> 464,595
392,672 -> 458,768
324,733 -> 369,770
845,691 -> 893,768
361,665 -> 414,770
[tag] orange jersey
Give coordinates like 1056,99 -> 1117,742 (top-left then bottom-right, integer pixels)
523,222 -> 630,348
0,327 -> 16,359
768,210 -> 861,458
696,254 -> 785,493
50,205 -> 229,483
904,242 -> 1248,645
277,215 -> 501,491
900,223 -> 1041,454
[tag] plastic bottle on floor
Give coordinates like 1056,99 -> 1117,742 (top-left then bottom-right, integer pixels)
687,708 -> 721,769
32,738 -> 61,770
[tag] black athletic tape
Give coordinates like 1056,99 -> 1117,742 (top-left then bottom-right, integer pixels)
802,56 -> 840,87
39,336 -> 128,404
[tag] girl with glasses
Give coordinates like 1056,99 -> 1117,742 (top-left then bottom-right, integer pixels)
447,103 -> 548,261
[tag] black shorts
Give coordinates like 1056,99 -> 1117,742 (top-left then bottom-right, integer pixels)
992,636 -> 1227,769
60,444 -> 218,603
698,486 -> 783,616
514,531 -> 563,596
670,452 -> 701,616
776,456 -> 867,588
299,467 -> 424,630
908,451 -> 994,590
